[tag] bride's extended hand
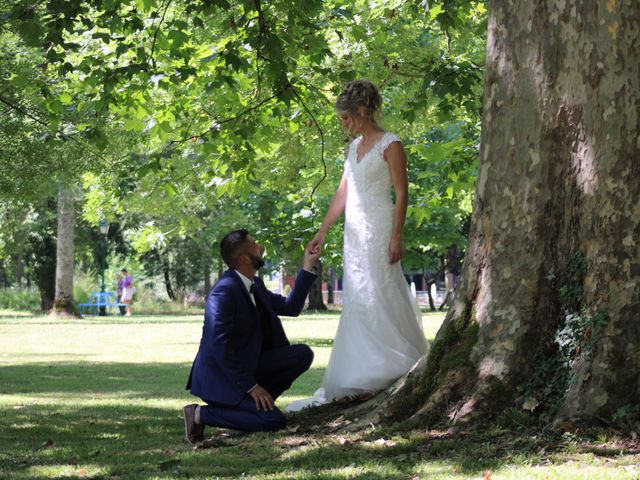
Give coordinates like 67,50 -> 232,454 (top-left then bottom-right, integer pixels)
388,236 -> 403,264
307,232 -> 325,255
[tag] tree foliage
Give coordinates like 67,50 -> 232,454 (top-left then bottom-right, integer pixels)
1,0 -> 486,298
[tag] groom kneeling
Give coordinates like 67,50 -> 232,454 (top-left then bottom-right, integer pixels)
183,229 -> 320,443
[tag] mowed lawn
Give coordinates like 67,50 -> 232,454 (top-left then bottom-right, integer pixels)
1,310 -> 638,479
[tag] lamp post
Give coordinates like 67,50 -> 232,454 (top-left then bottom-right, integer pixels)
99,219 -> 109,316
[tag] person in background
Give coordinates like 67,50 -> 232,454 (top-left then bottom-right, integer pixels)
120,268 -> 134,316
115,274 -> 126,316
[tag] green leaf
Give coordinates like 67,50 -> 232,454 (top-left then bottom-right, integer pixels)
58,92 -> 73,105
428,4 -> 444,20
168,29 -> 189,49
18,21 -> 43,47
91,32 -> 112,43
163,183 -> 178,197
264,35 -> 283,59
123,117 -> 147,131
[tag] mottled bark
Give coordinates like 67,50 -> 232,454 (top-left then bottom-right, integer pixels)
362,0 -> 640,427
52,185 -> 78,317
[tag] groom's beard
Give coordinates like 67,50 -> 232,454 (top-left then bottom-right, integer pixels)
248,253 -> 265,270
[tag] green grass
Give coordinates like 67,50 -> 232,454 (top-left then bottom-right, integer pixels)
1,310 -> 638,479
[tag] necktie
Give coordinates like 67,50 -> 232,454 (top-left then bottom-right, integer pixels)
250,283 -> 262,315
250,283 -> 269,345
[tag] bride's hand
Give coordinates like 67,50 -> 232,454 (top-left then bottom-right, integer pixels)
388,236 -> 403,264
307,232 -> 325,254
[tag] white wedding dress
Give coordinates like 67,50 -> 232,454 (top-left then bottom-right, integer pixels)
287,132 -> 429,411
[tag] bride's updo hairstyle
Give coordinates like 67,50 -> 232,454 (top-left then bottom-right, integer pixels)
336,79 -> 382,124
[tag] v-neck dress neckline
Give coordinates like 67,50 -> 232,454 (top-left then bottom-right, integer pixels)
355,132 -> 388,163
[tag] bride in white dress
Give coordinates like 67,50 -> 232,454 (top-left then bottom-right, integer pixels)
287,80 -> 429,411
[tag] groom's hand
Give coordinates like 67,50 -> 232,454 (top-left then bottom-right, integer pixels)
303,242 -> 322,271
249,385 -> 275,411
307,232 -> 324,255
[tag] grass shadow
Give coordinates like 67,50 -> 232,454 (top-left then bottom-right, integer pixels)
1,316 -> 638,479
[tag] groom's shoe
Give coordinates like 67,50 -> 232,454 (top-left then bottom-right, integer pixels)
183,404 -> 205,444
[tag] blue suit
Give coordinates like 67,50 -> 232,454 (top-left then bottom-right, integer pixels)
186,268 -> 315,431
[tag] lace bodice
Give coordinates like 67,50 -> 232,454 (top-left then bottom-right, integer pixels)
344,132 -> 401,215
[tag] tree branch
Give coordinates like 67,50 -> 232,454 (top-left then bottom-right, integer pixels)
149,0 -> 172,71
253,0 -> 269,36
0,95 -> 48,126
289,84 -> 327,203
155,85 -> 290,159
0,94 -> 110,167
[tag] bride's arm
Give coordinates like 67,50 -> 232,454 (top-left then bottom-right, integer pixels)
308,172 -> 348,253
385,141 -> 409,264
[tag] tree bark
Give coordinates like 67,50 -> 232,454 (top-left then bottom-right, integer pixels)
162,251 -> 176,301
425,277 -> 436,312
32,235 -> 56,311
362,0 -> 640,427
327,267 -> 335,304
52,185 -> 78,317
25,255 -> 31,288
0,259 -> 7,288
307,260 -> 327,310
14,253 -> 24,288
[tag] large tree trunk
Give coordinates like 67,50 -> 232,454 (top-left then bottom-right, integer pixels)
52,185 -> 78,317
361,1 -> 640,427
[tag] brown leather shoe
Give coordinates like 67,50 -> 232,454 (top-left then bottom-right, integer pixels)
183,404 -> 205,444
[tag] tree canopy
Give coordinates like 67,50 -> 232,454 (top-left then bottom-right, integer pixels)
1,0 -> 486,298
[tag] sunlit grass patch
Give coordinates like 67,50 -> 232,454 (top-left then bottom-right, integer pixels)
26,463 -> 107,478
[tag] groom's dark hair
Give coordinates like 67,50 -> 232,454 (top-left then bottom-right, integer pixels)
220,229 -> 251,268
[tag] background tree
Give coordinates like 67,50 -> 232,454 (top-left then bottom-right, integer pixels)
51,184 -> 77,317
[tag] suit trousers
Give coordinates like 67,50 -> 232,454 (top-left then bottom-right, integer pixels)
199,343 -> 313,431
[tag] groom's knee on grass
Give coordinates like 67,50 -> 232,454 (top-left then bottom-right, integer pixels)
293,344 -> 314,371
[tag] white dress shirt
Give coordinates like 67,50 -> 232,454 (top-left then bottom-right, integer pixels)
234,270 -> 256,305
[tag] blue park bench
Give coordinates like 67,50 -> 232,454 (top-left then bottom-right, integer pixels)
78,291 -> 127,316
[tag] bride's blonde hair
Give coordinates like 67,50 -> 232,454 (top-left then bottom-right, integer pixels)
336,79 -> 382,124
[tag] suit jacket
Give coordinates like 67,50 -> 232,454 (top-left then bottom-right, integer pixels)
186,268 -> 316,406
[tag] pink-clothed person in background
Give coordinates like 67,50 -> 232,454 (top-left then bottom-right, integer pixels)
115,274 -> 126,316
120,268 -> 134,316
